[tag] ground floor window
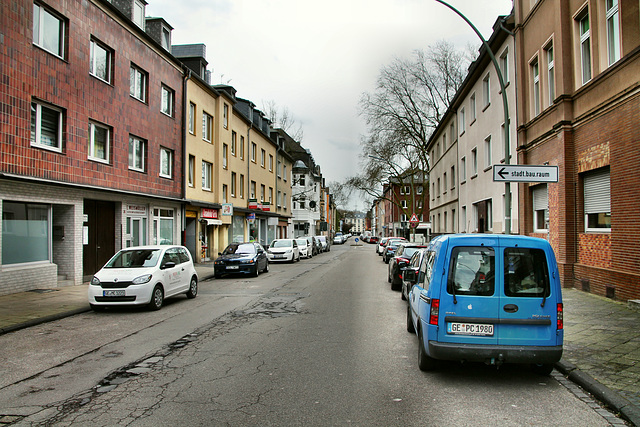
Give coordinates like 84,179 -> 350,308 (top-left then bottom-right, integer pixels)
2,201 -> 50,264
230,215 -> 245,243
153,208 -> 174,245
532,184 -> 549,232
584,167 -> 611,231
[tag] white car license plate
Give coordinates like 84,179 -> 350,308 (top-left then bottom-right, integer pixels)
227,265 -> 239,270
103,290 -> 125,297
447,322 -> 494,336
274,255 -> 284,259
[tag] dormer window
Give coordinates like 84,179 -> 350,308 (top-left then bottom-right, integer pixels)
161,27 -> 170,50
133,0 -> 145,28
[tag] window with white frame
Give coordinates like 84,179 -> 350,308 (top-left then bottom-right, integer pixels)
2,201 -> 50,265
88,121 -> 110,163
230,174 -> 236,197
579,12 -> 592,84
161,85 -> 174,116
484,135 -> 492,168
152,208 -> 173,245
160,147 -> 173,178
450,123 -> 455,141
251,143 -> 257,162
240,136 -> 245,159
470,93 -> 476,123
189,103 -> 195,134
128,136 -> 145,172
129,64 -> 147,102
532,57 -> 540,116
545,43 -> 555,106
606,0 -> 620,66
443,172 -> 447,192
283,165 -> 287,180
231,131 -> 237,156
250,181 -> 256,198
532,184 -> 549,232
161,26 -> 170,50
90,39 -> 111,83
482,73 -> 490,107
132,0 -> 145,28
462,206 -> 467,232
451,165 -> 456,188
471,148 -> 478,176
31,101 -> 63,151
283,193 -> 287,209
202,112 -> 212,142
261,149 -> 266,167
278,190 -> 282,207
188,155 -> 195,187
222,184 -> 228,203
33,3 -> 65,58
202,161 -> 212,191
460,157 -> 466,181
269,187 -> 273,204
223,144 -> 228,169
584,167 -> 611,230
459,107 -> 466,135
437,178 -> 441,197
239,174 -> 244,198
269,154 -> 273,172
401,200 -> 408,209
299,174 -> 306,186
260,184 -> 265,202
223,104 -> 229,129
500,47 -> 509,84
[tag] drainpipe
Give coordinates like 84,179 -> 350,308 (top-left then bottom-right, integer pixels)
181,66 -> 192,245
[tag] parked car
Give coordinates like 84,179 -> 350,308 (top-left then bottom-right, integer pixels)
268,239 -> 301,262
315,235 -> 330,252
382,237 -> 407,263
401,248 -> 429,301
306,236 -> 321,256
214,242 -> 269,278
406,234 -> 563,374
388,243 -> 429,291
88,245 -> 198,311
333,235 -> 344,245
296,238 -> 313,258
369,236 -> 379,244
376,237 -> 390,256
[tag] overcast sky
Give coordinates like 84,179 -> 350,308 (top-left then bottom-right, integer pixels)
147,0 -> 513,209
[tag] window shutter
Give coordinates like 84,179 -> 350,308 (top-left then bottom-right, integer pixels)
532,185 -> 548,211
584,168 -> 610,214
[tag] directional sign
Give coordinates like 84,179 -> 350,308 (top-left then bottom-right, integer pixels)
493,165 -> 559,183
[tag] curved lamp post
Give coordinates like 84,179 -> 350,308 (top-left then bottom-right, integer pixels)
434,0 -> 512,234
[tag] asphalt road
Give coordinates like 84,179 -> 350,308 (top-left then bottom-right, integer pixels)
0,242 -> 618,426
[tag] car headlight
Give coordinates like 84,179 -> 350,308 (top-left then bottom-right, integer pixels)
90,276 -> 101,286
285,249 -> 292,254
132,274 -> 152,285
240,258 -> 256,264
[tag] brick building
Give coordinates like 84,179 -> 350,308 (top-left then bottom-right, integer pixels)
0,0 -> 184,294
514,0 -> 640,300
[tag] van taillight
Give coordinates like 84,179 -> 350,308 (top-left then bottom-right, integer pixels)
557,303 -> 563,329
430,299 -> 440,325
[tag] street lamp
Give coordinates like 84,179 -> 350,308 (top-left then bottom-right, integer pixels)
434,0 -> 513,235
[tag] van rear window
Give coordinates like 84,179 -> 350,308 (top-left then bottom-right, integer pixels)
447,247 -> 495,296
504,248 -> 550,297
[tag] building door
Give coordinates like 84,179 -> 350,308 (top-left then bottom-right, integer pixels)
83,200 -> 115,278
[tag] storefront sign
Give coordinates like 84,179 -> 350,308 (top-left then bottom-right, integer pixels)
261,201 -> 271,212
186,210 -> 198,218
125,205 -> 147,216
248,199 -> 259,209
221,203 -> 233,216
201,208 -> 218,219
247,213 -> 256,224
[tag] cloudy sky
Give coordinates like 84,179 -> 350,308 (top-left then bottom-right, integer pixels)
147,0 -> 513,209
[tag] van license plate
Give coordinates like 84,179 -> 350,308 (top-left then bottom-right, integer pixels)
103,290 -> 125,297
448,322 -> 494,336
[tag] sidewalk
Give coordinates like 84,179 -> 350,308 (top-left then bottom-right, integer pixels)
0,277 -> 638,425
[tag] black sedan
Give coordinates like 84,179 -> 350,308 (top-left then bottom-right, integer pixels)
214,242 -> 269,278
382,238 -> 407,263
388,243 -> 428,291
401,248 -> 430,300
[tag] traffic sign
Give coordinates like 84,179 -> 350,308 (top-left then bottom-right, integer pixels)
409,213 -> 420,228
493,165 -> 559,183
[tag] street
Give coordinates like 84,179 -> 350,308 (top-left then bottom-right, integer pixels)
0,243 -> 618,426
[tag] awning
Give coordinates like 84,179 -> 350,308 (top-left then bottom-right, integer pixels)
203,219 -> 222,226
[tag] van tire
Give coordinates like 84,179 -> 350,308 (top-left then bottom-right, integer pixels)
406,305 -> 415,333
418,329 -> 437,371
531,363 -> 553,375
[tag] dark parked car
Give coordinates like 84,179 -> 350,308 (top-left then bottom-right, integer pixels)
382,237 -> 407,263
214,242 -> 269,278
401,248 -> 429,301
388,243 -> 428,291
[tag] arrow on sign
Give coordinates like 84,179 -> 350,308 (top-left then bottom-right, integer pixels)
497,167 -> 508,180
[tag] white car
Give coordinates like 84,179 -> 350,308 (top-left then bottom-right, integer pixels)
295,238 -> 312,258
267,239 -> 301,262
88,245 -> 198,311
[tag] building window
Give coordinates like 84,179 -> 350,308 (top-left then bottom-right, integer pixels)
532,184 -> 549,232
188,155 -> 195,187
250,181 -> 256,199
284,165 -> 287,180
437,178 -> 441,197
459,107 -> 466,135
240,136 -> 245,159
484,135 -> 492,169
278,191 -> 282,208
239,174 -> 245,198
231,172 -> 236,197
202,112 -> 212,142
500,47 -> 509,84
2,201 -> 50,265
152,208 -> 173,245
460,157 -> 466,181
443,172 -> 447,192
260,184 -> 265,202
33,3 -> 65,58
401,185 -> 410,195
471,148 -> 478,176
251,143 -> 257,162
269,154 -> 273,172
231,131 -> 237,156
462,206 -> 467,232
128,136 -> 146,172
482,73 -> 490,108
90,39 -> 111,83
202,161 -> 212,191
584,167 -> 611,231
451,165 -> 456,188
417,185 -> 423,195
129,64 -> 147,102
161,26 -> 170,50
269,187 -> 273,204
470,93 -> 476,123
223,104 -> 229,129
261,149 -> 266,167
401,200 -> 408,209
579,12 -> 592,84
31,101 -> 63,152
450,123 -> 455,142
222,185 -> 228,203
189,103 -> 196,135
606,0 -> 620,66
159,147 -> 173,179
283,193 -> 287,210
299,174 -> 306,186
223,144 -> 228,169
161,85 -> 174,117
545,43 -> 555,106
132,0 -> 145,28
88,121 -> 110,163
532,57 -> 540,116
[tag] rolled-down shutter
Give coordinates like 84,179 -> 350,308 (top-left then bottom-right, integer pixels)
584,168 -> 610,214
532,185 -> 548,211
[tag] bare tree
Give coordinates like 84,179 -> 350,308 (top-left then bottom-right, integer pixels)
263,100 -> 304,142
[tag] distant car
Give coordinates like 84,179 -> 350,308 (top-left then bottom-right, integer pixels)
214,242 -> 269,278
401,248 -> 429,301
333,235 -> 344,245
369,236 -> 379,244
315,235 -> 330,252
377,237 -> 390,255
88,245 -> 198,311
388,243 -> 429,291
296,238 -> 313,258
268,239 -> 301,262
383,237 -> 408,263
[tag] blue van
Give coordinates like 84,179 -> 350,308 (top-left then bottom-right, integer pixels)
406,234 -> 563,374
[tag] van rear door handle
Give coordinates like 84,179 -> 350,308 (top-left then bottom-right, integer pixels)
503,304 -> 519,313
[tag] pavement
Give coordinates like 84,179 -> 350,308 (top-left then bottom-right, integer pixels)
0,264 -> 639,426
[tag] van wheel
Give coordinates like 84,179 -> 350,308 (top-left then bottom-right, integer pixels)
148,285 -> 164,311
406,305 -> 415,333
418,329 -> 437,371
186,277 -> 198,299
531,363 -> 553,375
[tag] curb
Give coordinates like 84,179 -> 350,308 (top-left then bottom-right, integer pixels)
556,359 -> 640,426
0,307 -> 91,336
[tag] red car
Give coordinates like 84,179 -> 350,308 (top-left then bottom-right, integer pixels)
369,236 -> 379,244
